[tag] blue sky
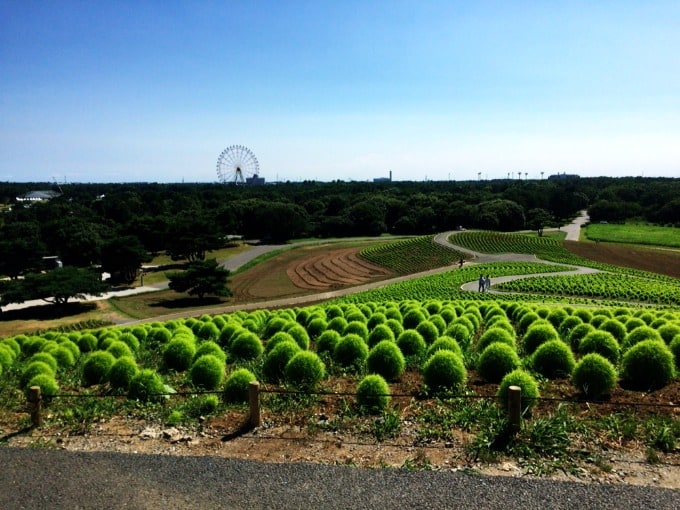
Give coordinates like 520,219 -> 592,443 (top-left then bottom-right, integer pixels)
1,1 -> 678,183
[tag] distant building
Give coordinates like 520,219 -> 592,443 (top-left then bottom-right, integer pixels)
16,190 -> 62,202
373,170 -> 393,183
245,174 -> 266,185
548,173 -> 580,180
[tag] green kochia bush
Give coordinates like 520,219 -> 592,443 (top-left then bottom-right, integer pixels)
623,326 -> 662,350
670,335 -> 680,372
521,322 -> 559,355
194,340 -> 227,363
316,330 -> 341,356
128,369 -> 166,403
285,351 -> 326,389
343,321 -> 369,341
572,353 -> 617,399
356,374 -> 391,414
108,356 -> 139,391
28,353 -> 58,373
367,324 -> 395,348
578,331 -> 620,364
163,337 -> 197,371
497,369 -> 540,413
106,341 -> 134,359
285,324 -> 311,350
476,327 -> 516,353
333,334 -> 369,372
26,374 -> 59,398
621,340 -> 675,390
82,351 -> 116,386
189,355 -> 225,390
422,351 -> 466,394
426,336 -> 463,358
396,330 -> 427,358
476,343 -> 521,383
20,361 -> 56,388
229,331 -> 264,361
223,368 -> 257,404
415,320 -> 439,345
263,341 -> 302,382
567,323 -> 595,351
531,340 -> 575,379
366,340 -> 405,381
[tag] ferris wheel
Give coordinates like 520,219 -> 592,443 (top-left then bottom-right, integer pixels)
216,145 -> 260,184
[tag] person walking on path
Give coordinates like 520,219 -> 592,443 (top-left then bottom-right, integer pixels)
484,275 -> 491,291
478,275 -> 485,292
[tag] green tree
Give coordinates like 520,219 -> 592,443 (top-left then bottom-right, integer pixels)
166,210 -> 223,262
0,221 -> 46,278
166,258 -> 232,300
0,266 -> 108,307
100,235 -> 150,285
526,208 -> 554,236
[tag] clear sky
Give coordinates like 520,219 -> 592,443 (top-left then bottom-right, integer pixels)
1,1 -> 679,183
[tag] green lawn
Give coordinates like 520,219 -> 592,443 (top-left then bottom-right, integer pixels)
585,223 -> 680,248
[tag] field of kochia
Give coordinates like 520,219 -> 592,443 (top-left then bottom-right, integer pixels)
1,228 -> 678,453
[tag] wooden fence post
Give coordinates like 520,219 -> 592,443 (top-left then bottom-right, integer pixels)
249,381 -> 261,428
28,386 -> 42,428
507,385 -> 521,434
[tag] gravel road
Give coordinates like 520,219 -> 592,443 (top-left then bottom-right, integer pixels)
1,447 -> 678,510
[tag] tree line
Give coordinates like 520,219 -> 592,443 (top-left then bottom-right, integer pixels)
1,177 -> 677,308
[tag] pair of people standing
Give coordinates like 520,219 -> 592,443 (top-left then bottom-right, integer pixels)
478,275 -> 491,292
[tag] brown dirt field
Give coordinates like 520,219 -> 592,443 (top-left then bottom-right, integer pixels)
563,241 -> 680,279
230,244 -> 393,301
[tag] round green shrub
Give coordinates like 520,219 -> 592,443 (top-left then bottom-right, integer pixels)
189,355 -> 225,390
106,341 -> 134,359
285,323 -> 310,350
367,324 -> 395,348
531,340 -> 576,379
416,320 -> 439,345
316,330 -> 341,356
624,317 -> 646,332
184,394 -> 220,418
356,374 -> 391,414
403,309 -> 427,330
20,361 -> 56,388
477,343 -> 521,383
265,331 -> 296,353
572,353 -> 617,399
367,340 -> 405,381
108,356 -> 139,390
396,330 -> 427,358
118,332 -> 140,352
0,345 -> 15,368
485,318 -> 515,335
522,323 -> 559,355
518,312 -> 541,334
218,323 -> 242,347
558,316 -> 583,338
196,321 -> 221,341
546,308 -> 569,329
572,308 -> 593,323
26,374 -> 59,398
82,351 -> 116,386
443,323 -> 471,348
385,318 -> 404,339
194,340 -> 227,362
590,315 -> 608,328
422,351 -> 466,394
567,323 -> 595,351
264,317 -> 289,338
22,337 -> 46,356
621,340 -> 675,390
366,312 -> 387,330
163,337 -> 197,371
623,326 -> 663,350
428,314 -> 447,335
327,316 -> 348,334
130,326 -> 148,343
229,330 -> 264,361
307,318 -> 327,339
669,335 -> 680,372
579,330 -> 620,364
343,321 -> 369,341
263,341 -> 302,382
147,326 -> 172,345
426,336 -> 463,358
345,309 -> 367,324
128,369 -> 166,402
284,351 -> 326,389
598,319 -> 627,343
28,352 -> 58,373
223,368 -> 257,403
476,327 -> 516,353
658,323 -> 680,344
333,334 -> 369,372
52,346 -> 76,369
497,369 -> 540,412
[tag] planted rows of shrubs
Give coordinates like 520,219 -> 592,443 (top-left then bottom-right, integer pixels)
497,273 -> 680,306
1,298 -> 678,421
359,235 -> 465,274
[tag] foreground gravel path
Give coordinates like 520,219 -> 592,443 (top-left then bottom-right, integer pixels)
1,447 -> 677,510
